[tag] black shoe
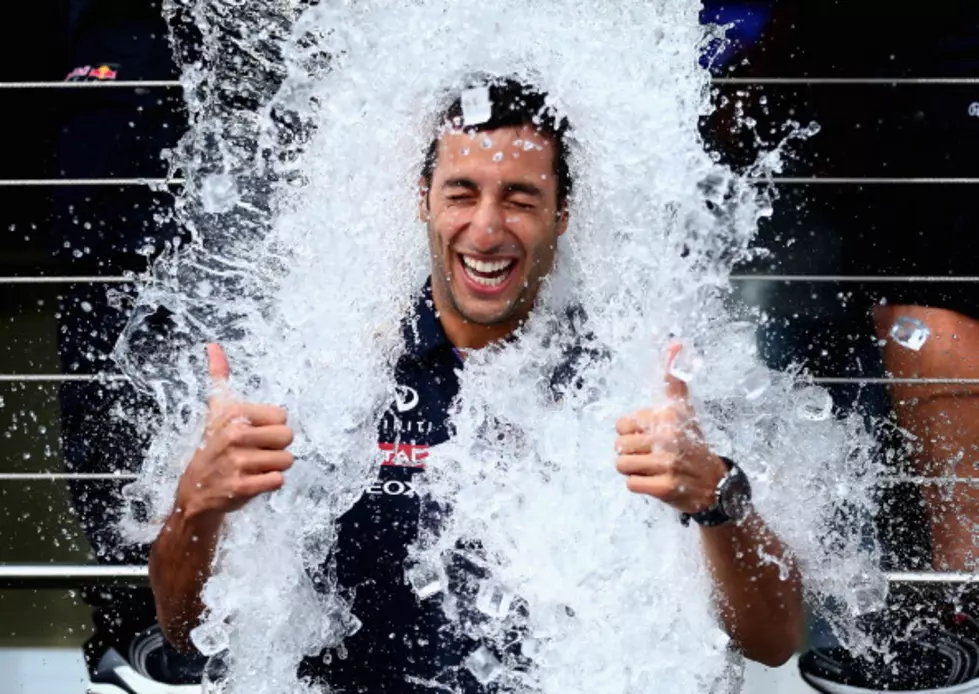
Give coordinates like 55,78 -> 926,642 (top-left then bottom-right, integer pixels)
800,606 -> 979,693
87,625 -> 205,694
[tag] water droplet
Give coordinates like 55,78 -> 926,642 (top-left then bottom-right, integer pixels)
889,316 -> 930,351
464,645 -> 503,684
492,152 -> 503,162
480,136 -> 493,149
461,147 -> 470,156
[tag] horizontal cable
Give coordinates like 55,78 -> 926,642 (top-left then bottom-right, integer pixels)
751,177 -> 979,185
0,275 -> 135,284
4,78 -> 979,90
3,274 -> 979,285
880,476 -> 979,487
0,374 -> 976,386
0,473 -> 137,481
0,374 -> 127,383
8,472 -> 979,485
0,178 -> 183,187
0,564 -> 967,589
714,77 -> 979,86
886,571 -> 979,584
0,564 -> 148,589
0,80 -> 181,89
1,176 -> 978,188
731,274 -> 979,283
814,377 -> 979,386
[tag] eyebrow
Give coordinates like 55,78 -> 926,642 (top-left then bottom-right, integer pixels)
441,178 -> 545,200
503,182 -> 543,198
442,178 -> 543,195
442,177 -> 478,192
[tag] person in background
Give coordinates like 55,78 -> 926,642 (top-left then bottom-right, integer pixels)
49,1 -> 203,691
700,4 -> 979,692
791,8 -> 979,692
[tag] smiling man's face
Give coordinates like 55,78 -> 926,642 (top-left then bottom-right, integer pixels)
422,124 -> 567,337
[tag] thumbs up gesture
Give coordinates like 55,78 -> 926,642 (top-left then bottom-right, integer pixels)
614,344 -> 728,514
174,344 -> 295,521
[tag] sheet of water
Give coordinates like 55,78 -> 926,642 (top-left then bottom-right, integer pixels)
112,1 -> 884,692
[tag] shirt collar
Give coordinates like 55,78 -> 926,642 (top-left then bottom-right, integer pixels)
403,279 -> 452,358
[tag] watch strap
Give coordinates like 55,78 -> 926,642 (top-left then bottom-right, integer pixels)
679,457 -> 738,527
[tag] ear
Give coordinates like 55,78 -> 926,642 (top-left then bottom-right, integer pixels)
556,200 -> 569,236
418,176 -> 431,222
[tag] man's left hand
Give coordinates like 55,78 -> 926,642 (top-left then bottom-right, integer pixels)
614,343 -> 729,514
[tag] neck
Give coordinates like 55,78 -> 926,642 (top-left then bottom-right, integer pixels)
431,280 -> 523,350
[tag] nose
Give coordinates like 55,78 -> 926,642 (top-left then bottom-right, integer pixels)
468,196 -> 505,249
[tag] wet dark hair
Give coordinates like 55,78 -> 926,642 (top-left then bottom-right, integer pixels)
421,77 -> 573,209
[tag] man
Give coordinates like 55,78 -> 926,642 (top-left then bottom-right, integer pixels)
149,78 -> 804,691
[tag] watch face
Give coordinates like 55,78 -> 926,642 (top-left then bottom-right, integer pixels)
719,468 -> 752,521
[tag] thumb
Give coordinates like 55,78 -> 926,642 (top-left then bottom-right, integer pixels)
206,343 -> 232,409
664,342 -> 689,402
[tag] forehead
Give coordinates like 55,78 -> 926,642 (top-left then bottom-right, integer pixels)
433,125 -> 557,186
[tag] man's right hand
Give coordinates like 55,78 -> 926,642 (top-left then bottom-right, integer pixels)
174,343 -> 295,521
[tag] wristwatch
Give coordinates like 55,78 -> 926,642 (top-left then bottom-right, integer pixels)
679,457 -> 752,527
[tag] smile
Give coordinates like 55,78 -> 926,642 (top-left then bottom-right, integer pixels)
460,254 -> 517,288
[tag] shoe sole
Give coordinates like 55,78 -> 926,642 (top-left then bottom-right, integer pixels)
90,646 -> 201,693
802,671 -> 979,694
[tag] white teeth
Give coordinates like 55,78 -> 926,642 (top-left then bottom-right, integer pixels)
462,255 -> 514,274
464,267 -> 507,287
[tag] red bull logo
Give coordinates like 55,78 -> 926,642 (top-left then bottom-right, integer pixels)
88,65 -> 118,80
65,64 -> 119,82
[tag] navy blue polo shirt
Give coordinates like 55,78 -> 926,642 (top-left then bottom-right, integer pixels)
299,282 -> 489,692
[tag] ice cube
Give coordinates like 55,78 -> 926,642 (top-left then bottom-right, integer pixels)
795,387 -> 833,422
739,367 -> 770,400
200,174 -> 239,214
201,652 -> 230,694
849,572 -> 888,616
520,636 -> 542,659
889,316 -> 930,351
405,561 -> 443,600
190,620 -> 230,656
460,87 -> 493,126
475,579 -> 514,619
464,645 -> 503,684
668,348 -> 703,383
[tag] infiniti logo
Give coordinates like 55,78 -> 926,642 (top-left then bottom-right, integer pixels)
393,384 -> 420,413
969,102 -> 979,118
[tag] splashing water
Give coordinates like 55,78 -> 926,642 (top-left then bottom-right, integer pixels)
114,1 -> 885,692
